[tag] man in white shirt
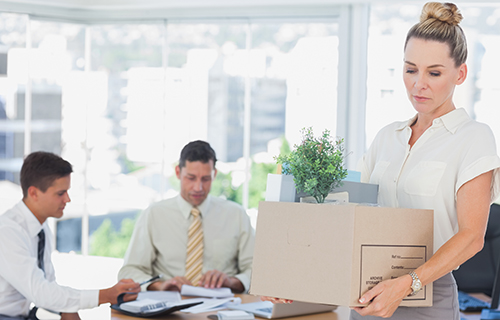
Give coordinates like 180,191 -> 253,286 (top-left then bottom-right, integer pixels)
118,140 -> 255,293
0,152 -> 139,320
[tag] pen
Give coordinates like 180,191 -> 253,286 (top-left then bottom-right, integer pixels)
139,274 -> 163,287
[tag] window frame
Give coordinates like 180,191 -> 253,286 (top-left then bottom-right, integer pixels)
1,3 -> 370,255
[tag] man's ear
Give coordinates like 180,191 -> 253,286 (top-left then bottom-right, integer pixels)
213,168 -> 218,179
175,165 -> 181,179
27,186 -> 39,200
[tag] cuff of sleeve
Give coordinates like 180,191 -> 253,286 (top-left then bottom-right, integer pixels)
234,274 -> 250,293
80,289 -> 99,309
456,155 -> 500,202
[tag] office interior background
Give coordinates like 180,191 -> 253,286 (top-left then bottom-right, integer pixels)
1,0 -> 500,264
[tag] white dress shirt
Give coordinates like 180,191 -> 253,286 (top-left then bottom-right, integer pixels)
118,194 -> 255,292
360,108 -> 500,253
0,201 -> 98,317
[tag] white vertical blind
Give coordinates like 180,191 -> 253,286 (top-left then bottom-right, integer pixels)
81,26 -> 91,256
242,22 -> 252,210
23,18 -> 32,157
336,4 -> 369,169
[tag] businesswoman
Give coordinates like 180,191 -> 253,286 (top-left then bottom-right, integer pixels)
265,2 -> 500,319
351,2 -> 500,319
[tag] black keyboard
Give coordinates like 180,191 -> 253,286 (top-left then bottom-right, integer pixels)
458,290 -> 490,312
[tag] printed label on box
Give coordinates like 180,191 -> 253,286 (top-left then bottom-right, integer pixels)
360,245 -> 427,300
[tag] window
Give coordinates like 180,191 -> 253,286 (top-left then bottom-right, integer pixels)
0,12 -> 341,257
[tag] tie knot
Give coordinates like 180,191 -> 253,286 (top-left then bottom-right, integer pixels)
191,208 -> 201,218
38,229 -> 45,239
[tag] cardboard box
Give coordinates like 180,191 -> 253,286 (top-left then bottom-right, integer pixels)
250,201 -> 434,307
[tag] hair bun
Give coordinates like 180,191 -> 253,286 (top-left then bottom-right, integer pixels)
420,2 -> 463,26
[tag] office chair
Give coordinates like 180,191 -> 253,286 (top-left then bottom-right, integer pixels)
453,203 -> 500,296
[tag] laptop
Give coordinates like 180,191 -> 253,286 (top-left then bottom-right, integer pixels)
228,300 -> 337,319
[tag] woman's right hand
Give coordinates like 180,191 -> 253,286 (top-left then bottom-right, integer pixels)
261,296 -> 293,304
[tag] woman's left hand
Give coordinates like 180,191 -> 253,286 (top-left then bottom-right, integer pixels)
261,296 -> 293,304
352,275 -> 412,318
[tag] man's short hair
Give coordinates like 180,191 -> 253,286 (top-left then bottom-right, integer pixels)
20,151 -> 73,198
179,140 -> 217,169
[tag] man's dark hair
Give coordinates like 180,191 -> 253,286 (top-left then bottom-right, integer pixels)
20,151 -> 73,198
179,140 -> 217,169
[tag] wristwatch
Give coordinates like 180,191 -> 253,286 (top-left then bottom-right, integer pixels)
409,271 -> 422,296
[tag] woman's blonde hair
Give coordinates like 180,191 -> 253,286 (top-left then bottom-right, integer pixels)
404,2 -> 467,67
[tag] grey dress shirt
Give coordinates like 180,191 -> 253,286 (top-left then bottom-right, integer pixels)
118,195 -> 255,292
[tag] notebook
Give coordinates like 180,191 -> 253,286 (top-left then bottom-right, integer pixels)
228,300 -> 336,319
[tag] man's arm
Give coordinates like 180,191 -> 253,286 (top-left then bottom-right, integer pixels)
118,208 -> 157,286
233,207 -> 255,292
200,207 -> 255,292
0,226 -> 98,312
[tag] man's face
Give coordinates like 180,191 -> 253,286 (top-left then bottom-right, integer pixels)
33,175 -> 71,222
176,160 -> 216,207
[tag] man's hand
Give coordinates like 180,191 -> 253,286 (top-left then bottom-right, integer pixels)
148,276 -> 192,291
60,312 -> 81,320
200,270 -> 244,293
98,278 -> 140,305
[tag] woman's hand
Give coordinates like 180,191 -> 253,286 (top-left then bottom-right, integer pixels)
352,275 -> 412,318
261,296 -> 293,304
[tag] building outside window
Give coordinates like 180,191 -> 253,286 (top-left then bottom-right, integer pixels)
1,2 -> 499,260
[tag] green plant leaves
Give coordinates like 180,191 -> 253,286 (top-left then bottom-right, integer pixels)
275,127 -> 348,203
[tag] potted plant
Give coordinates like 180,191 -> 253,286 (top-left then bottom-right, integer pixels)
275,127 -> 348,204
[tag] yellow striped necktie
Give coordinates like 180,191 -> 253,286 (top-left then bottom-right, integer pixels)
185,207 -> 203,286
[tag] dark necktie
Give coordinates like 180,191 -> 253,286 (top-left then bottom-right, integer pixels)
37,229 -> 45,273
28,230 -> 45,320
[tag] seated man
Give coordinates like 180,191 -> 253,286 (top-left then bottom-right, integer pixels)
0,151 -> 139,320
119,140 -> 255,293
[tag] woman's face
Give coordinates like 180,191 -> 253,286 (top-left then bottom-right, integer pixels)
403,38 -> 467,118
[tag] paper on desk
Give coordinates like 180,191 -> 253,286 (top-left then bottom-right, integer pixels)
137,291 -> 181,302
119,291 -> 183,313
181,297 -> 242,314
181,285 -> 234,298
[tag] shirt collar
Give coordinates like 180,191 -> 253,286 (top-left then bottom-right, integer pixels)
396,114 -> 418,131
396,108 -> 470,134
176,194 -> 212,219
17,200 -> 44,238
438,108 -> 471,134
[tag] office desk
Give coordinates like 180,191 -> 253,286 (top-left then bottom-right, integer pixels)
110,294 -> 351,320
108,294 -> 490,320
35,293 -> 488,320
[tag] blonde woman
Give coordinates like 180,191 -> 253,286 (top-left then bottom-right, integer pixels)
265,2 -> 500,319
352,2 -> 500,319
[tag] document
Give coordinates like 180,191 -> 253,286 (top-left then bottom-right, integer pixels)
138,291 -> 181,302
181,284 -> 234,298
217,310 -> 255,320
181,297 -> 242,314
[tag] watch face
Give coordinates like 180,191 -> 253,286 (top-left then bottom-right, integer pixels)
414,282 -> 422,291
